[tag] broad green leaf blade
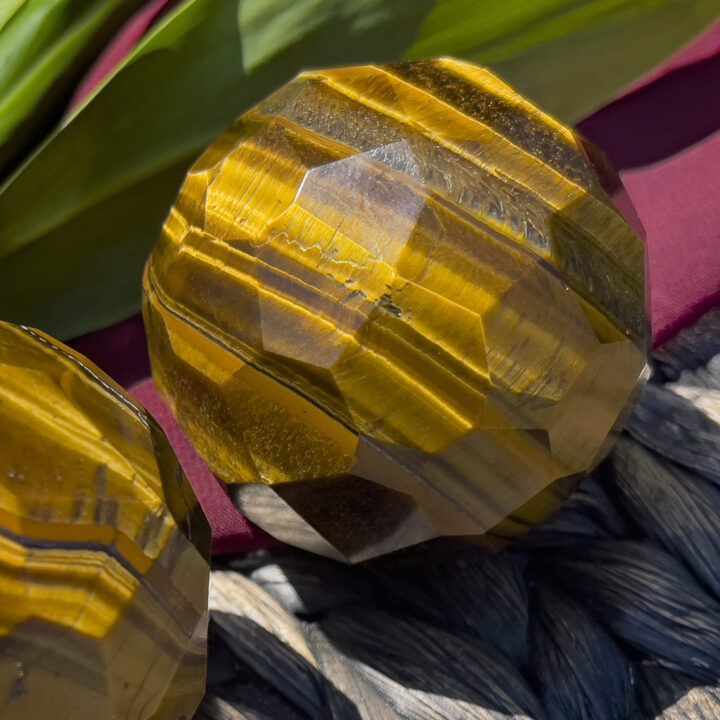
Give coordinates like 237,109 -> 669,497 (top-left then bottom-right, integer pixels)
408,0 -> 720,121
1,0 -> 718,340
0,0 -> 146,177
0,0 -> 94,95
0,161 -> 190,335
0,0 -> 27,33
0,0 -> 435,339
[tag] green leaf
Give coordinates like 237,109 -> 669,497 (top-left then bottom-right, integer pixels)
0,0 -> 717,340
0,0 -> 147,177
0,1 -> 27,32
0,0 -> 436,339
408,0 -> 720,121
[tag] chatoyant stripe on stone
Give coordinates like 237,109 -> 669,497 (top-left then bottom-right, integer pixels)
0,322 -> 210,720
145,59 -> 647,561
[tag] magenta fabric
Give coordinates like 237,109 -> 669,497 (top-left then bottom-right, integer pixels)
69,0 -> 178,111
621,132 -> 720,345
579,19 -> 720,344
131,379 -> 276,555
71,314 -> 150,388
68,16 -> 720,553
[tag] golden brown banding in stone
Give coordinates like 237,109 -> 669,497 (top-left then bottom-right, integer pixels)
145,59 -> 647,562
0,322 -> 210,720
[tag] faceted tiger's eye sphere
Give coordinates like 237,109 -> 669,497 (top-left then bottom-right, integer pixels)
144,59 -> 647,563
0,323 -> 210,720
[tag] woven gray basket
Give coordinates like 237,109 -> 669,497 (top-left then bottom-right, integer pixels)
195,309 -> 720,720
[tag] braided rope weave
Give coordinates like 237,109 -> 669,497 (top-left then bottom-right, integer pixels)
195,314 -> 720,720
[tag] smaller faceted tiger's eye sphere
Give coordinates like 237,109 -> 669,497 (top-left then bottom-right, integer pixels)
0,322 -> 210,720
144,59 -> 647,562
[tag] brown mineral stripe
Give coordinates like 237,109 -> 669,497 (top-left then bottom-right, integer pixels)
159,151 -> 588,442
253,76 -> 561,252
390,59 -> 592,186
0,529 -> 204,649
258,70 -> 642,336
305,65 -> 597,211
203,122 -> 344,242
0,506 -> 155,575
145,274 -> 360,482
145,60 -> 647,561
316,66 -> 642,331
0,322 -> 210,720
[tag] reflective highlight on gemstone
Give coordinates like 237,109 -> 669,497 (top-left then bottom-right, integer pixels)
0,322 -> 210,719
144,59 -> 647,562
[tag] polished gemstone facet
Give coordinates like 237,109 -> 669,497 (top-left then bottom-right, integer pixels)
0,323 -> 211,719
144,59 -> 647,562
